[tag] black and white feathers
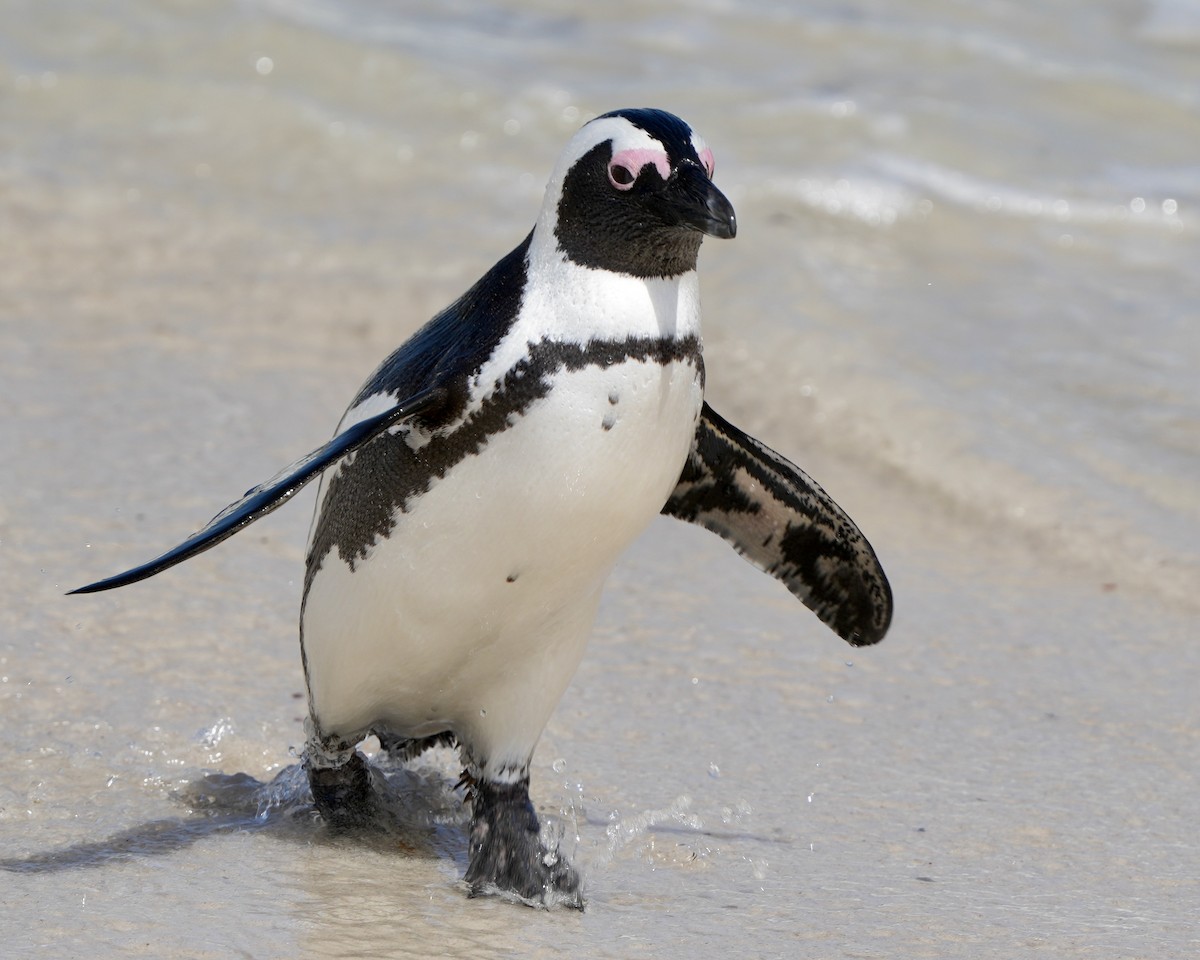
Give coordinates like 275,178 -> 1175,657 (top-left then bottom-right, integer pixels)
73,108 -> 892,906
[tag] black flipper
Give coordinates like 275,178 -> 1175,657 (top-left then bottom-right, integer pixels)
69,385 -> 448,595
662,402 -> 892,646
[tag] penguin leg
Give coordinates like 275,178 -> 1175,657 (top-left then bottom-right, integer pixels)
463,771 -> 583,909
304,726 -> 378,829
375,729 -> 457,763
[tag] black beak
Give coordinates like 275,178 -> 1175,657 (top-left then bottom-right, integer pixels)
660,163 -> 737,240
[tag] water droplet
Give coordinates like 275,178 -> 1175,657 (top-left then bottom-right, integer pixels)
255,56 -> 274,76
1130,196 -> 1146,214
198,718 -> 234,749
551,758 -> 566,773
479,708 -> 487,718
1163,198 -> 1178,215
708,763 -> 721,779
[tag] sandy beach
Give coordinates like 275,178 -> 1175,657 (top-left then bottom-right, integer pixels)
2,2 -> 1198,957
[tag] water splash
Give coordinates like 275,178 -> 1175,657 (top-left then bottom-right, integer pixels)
597,795 -> 703,866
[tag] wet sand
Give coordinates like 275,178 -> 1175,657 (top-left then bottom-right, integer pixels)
3,2 -> 1199,957
3,158 -> 1197,960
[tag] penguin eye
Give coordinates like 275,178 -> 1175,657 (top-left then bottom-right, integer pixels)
699,147 -> 715,178
606,148 -> 670,192
607,160 -> 638,191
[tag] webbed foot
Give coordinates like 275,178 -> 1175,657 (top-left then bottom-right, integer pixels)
306,750 -> 378,829
464,776 -> 583,909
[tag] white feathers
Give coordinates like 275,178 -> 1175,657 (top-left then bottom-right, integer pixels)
302,356 -> 703,777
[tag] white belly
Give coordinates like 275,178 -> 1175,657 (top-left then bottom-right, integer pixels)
300,354 -> 703,773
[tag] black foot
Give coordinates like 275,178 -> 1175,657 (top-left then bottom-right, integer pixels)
464,777 -> 583,909
307,751 -> 377,829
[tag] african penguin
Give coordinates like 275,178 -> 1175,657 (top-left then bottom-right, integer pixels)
72,108 -> 893,909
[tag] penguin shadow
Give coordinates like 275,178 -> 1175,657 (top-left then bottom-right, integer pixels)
0,752 -> 468,876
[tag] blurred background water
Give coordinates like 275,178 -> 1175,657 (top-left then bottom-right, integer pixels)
2,2 -> 1198,957
5,0 -> 1196,599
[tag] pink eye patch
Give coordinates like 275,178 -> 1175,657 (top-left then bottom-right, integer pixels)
607,148 -> 671,190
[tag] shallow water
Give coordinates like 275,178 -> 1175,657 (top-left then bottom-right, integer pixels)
2,1 -> 1198,957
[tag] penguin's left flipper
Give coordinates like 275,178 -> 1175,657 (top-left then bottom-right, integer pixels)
662,402 -> 893,646
69,385 -> 448,595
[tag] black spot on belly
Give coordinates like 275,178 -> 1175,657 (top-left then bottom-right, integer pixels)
506,573 -> 518,583
608,391 -> 619,405
305,334 -> 703,596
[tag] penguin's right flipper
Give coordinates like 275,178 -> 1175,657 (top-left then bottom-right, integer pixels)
662,402 -> 892,647
69,385 -> 448,595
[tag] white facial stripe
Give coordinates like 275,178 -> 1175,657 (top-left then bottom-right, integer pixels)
544,116 -> 663,192
571,118 -> 713,181
690,132 -> 714,176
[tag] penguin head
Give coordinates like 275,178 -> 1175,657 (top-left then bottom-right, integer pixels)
537,108 -> 736,280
